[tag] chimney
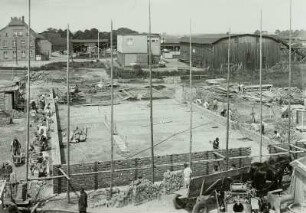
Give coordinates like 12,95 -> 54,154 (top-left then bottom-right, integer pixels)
22,16 -> 24,23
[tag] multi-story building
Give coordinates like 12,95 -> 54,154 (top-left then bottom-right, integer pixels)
117,34 -> 161,66
0,16 -> 52,62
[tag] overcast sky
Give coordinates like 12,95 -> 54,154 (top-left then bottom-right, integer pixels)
1,0 -> 306,35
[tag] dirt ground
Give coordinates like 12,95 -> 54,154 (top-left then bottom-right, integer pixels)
57,98 -> 269,164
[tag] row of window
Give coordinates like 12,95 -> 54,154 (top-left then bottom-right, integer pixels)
1,40 -> 33,48
2,50 -> 33,59
1,31 -> 25,37
126,38 -> 159,46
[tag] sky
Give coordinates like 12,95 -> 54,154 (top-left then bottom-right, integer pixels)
0,0 -> 306,35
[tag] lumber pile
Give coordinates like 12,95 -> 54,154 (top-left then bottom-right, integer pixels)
163,170 -> 184,194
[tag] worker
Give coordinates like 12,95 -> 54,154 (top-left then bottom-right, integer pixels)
203,101 -> 209,109
229,164 -> 236,170
213,165 -> 220,174
183,163 -> 192,189
11,137 -> 21,156
78,188 -> 88,213
233,196 -> 244,212
9,171 -> 17,195
213,137 -> 219,149
213,99 -> 218,111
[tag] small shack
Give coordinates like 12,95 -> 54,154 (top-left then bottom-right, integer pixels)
0,80 -> 21,111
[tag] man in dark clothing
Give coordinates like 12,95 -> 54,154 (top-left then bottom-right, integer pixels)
213,137 -> 219,149
11,137 -> 21,156
79,188 -> 88,213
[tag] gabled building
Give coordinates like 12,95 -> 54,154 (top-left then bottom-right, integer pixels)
117,34 -> 161,66
0,16 -> 52,62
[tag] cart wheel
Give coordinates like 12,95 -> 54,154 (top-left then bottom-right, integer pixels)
173,194 -> 186,210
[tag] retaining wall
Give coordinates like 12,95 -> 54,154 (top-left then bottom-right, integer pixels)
53,147 -> 252,193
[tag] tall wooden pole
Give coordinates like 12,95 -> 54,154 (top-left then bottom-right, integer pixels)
110,20 -> 114,198
98,31 -> 100,60
148,0 -> 155,183
25,0 -> 31,188
288,0 -> 292,155
66,24 -> 71,203
225,29 -> 231,170
259,10 -> 263,162
189,20 -> 193,167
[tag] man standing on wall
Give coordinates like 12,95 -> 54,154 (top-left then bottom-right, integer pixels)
78,188 -> 88,213
183,163 -> 192,189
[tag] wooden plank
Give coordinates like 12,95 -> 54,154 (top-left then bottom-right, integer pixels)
213,152 -> 225,159
290,144 -> 306,152
58,168 -> 71,180
271,145 -> 288,152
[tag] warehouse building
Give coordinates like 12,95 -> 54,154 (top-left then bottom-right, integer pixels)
180,34 -> 305,70
117,34 -> 161,66
0,17 -> 52,61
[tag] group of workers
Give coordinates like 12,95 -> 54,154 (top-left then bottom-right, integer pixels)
29,94 -> 53,177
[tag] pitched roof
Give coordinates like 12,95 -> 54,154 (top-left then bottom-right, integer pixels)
180,34 -> 229,45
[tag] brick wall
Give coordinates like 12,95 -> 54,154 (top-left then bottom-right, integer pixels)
53,147 -> 252,193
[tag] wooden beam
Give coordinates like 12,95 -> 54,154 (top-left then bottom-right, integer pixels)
290,144 -> 306,152
21,175 -> 65,181
271,145 -> 288,152
213,152 -> 225,159
58,168 -> 71,180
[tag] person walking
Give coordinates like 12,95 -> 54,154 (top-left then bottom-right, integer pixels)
78,188 -> 88,213
183,163 -> 192,189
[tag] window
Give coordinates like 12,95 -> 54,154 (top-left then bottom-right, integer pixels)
5,33 -> 8,37
30,41 -> 34,47
4,51 -> 8,59
2,40 -> 7,47
21,40 -> 26,47
127,38 -> 134,46
13,51 -> 16,58
13,40 -> 16,47
18,31 -> 23,37
21,50 -> 26,58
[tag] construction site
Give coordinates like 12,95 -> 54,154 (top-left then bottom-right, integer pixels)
2,0 -> 306,213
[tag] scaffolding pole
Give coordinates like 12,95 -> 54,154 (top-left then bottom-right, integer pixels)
189,19 -> 193,167
225,29 -> 231,170
148,0 -> 155,183
66,24 -> 71,203
98,30 -> 100,60
25,0 -> 31,191
259,10 -> 263,162
110,20 -> 114,198
288,0 -> 292,156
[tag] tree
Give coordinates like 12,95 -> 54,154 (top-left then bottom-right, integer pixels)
275,29 -> 281,35
254,30 -> 260,35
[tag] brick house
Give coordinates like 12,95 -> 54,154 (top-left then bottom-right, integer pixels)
0,16 -> 52,62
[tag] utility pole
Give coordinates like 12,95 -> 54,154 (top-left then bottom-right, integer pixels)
148,0 -> 155,183
259,10 -> 263,162
25,0 -> 31,191
98,30 -> 100,60
110,20 -> 114,198
288,0 -> 292,155
225,29 -> 231,170
66,24 -> 71,203
189,19 -> 193,167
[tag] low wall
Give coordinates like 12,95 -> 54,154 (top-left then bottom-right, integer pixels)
49,89 -> 62,166
53,147 -> 252,193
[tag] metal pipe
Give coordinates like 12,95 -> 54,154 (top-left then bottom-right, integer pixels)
110,20 -> 114,198
189,19 -> 193,167
25,0 -> 31,190
148,0 -> 155,183
225,29 -> 231,170
259,10 -> 263,162
66,24 -> 71,203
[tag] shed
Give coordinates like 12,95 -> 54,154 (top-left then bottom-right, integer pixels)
0,80 -> 20,111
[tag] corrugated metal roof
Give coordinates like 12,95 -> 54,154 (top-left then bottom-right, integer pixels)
71,39 -> 108,43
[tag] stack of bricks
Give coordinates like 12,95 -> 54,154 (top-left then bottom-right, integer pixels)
53,147 -> 252,194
